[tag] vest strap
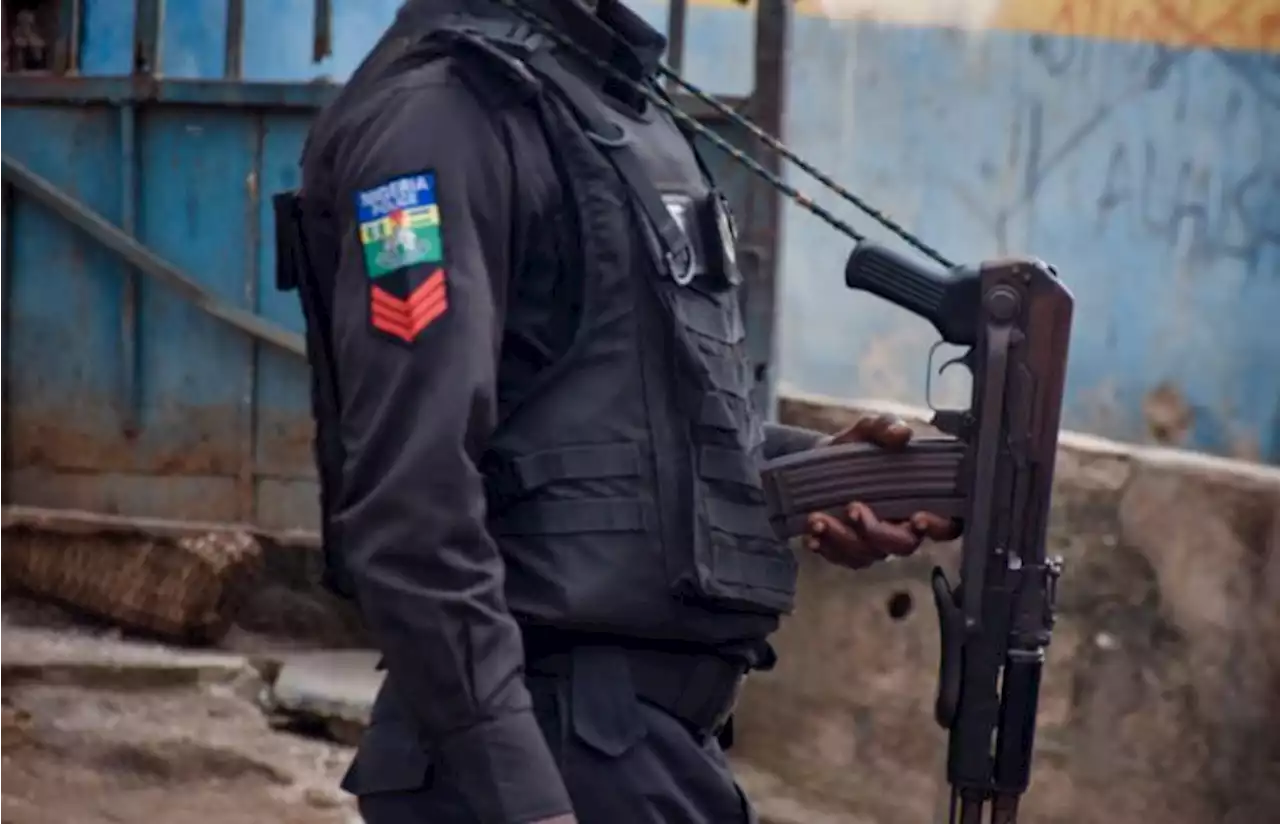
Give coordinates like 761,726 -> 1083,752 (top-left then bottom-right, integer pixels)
704,498 -> 777,541
490,500 -> 650,536
698,445 -> 758,487
521,49 -> 695,284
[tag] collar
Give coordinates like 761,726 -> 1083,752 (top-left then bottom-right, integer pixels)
523,0 -> 666,81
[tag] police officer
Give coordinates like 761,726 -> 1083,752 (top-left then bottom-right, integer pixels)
279,1 -> 959,822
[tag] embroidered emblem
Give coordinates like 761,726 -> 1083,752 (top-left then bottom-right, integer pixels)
356,171 -> 443,279
370,269 -> 448,343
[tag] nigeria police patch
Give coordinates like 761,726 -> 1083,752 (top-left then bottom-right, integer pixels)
356,171 -> 443,276
355,171 -> 448,343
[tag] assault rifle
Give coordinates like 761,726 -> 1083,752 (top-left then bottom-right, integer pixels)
759,243 -> 1074,824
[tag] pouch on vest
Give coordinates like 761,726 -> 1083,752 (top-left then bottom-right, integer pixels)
273,192 -> 355,598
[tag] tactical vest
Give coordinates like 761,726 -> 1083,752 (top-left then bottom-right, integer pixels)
278,15 -> 798,647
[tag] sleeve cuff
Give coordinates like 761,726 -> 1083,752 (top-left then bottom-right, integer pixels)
437,709 -> 573,824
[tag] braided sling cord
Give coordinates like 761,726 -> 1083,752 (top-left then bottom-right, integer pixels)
496,0 -> 955,268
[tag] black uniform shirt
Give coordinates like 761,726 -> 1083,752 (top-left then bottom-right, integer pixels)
299,0 -> 820,820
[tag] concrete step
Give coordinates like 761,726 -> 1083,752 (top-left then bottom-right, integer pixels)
1,623 -> 259,690
266,650 -> 383,745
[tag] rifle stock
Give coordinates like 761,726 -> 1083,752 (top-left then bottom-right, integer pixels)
760,243 -> 1074,824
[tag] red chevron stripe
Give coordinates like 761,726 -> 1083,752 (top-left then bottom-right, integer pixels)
371,294 -> 447,340
370,287 -> 445,323
369,269 -> 449,342
370,281 -> 446,323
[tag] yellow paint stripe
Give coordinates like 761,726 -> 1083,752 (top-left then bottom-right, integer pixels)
359,206 -> 440,243
682,0 -> 1280,53
410,205 -> 440,227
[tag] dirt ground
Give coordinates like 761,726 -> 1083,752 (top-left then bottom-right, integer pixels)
1,684 -> 359,824
2,644 -> 361,824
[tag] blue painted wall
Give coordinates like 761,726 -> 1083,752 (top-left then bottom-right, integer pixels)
2,0 -> 1277,532
776,14 -> 1280,463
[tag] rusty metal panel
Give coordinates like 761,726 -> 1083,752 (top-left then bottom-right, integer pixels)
2,103 -> 265,520
2,175 -> 11,473
3,104 -> 132,476
1,1 -> 331,528
0,103 -> 321,525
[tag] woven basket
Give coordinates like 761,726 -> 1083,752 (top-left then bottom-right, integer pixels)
3,517 -> 263,644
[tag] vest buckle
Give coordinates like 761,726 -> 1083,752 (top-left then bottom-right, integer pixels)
668,247 -> 697,286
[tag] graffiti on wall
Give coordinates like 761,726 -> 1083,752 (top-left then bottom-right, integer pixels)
926,20 -> 1278,277
1095,138 -> 1279,277
1032,35 -> 1277,277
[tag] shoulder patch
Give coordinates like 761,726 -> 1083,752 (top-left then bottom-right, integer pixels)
356,171 -> 444,279
356,171 -> 449,343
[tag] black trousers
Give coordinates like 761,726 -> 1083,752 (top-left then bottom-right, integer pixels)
343,646 -> 757,824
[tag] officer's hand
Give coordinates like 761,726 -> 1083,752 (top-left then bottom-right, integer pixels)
803,414 -> 962,569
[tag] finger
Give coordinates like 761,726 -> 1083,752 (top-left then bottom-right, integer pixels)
910,512 -> 964,542
806,512 -> 882,568
859,414 -> 913,451
805,512 -> 861,555
830,414 -> 888,445
849,502 -> 920,557
829,413 -> 913,448
827,419 -> 868,446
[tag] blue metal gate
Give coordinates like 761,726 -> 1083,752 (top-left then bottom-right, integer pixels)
0,0 -> 790,529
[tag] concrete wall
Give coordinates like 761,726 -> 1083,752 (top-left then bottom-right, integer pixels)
728,394 -> 1280,824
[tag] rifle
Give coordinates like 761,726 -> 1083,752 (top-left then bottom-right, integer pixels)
759,243 -> 1074,824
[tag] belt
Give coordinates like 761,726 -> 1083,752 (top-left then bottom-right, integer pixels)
524,642 -> 747,739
